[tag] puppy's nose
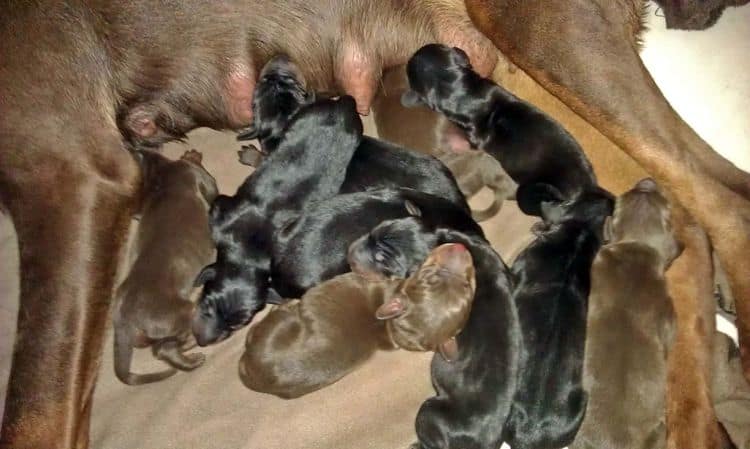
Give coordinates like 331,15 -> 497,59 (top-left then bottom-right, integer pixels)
635,177 -> 657,192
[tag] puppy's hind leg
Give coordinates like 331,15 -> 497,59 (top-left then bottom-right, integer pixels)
153,339 -> 206,371
114,326 -> 178,385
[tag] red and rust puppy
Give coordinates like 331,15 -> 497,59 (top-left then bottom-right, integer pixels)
238,243 -> 475,399
113,149 -> 217,385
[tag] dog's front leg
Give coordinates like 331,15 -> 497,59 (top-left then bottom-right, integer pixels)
0,138 -> 140,449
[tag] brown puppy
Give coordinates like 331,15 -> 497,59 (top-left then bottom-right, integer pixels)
238,243 -> 475,399
572,178 -> 681,449
373,67 -> 516,221
112,149 -> 218,385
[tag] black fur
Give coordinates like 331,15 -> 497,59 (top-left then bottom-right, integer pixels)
236,55 -> 314,153
402,44 -> 597,212
503,185 -> 614,449
192,95 -> 363,346
236,56 -> 468,208
272,188 -> 483,298
351,220 -> 520,449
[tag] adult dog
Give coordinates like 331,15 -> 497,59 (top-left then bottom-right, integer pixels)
1,1 -> 748,448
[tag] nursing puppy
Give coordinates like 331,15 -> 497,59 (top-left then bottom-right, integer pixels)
350,222 -> 519,449
571,178 -> 681,449
236,55 -> 314,164
504,183 -> 615,449
373,67 -> 516,221
112,149 -> 218,385
272,188 -> 484,298
401,44 -> 597,214
239,243 -> 476,399
192,96 -> 363,346
235,57 -> 467,208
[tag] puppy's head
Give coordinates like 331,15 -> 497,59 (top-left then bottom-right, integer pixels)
347,201 -> 436,281
606,178 -> 682,267
402,44 -> 473,112
377,243 -> 476,361
192,263 -> 266,346
518,183 -> 614,236
237,55 -> 314,150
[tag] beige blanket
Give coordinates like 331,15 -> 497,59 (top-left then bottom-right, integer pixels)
0,126 -> 538,449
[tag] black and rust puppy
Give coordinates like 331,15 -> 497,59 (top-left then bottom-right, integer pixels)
349,221 -> 520,449
192,96 -> 363,346
235,55 -> 314,164
401,44 -> 597,215
236,56 -> 467,208
239,243 -> 476,399
571,178 -> 681,449
503,183 -> 614,449
113,149 -> 218,385
271,187 -> 484,299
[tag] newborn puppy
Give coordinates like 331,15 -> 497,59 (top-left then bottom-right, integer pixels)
193,96 -> 363,346
571,178 -> 681,449
235,56 -> 467,208
351,221 -> 520,449
272,188 -> 484,298
113,149 -> 218,385
402,44 -> 597,214
239,243 -> 476,399
236,55 -> 314,162
434,122 -> 517,221
504,183 -> 615,449
373,67 -> 516,221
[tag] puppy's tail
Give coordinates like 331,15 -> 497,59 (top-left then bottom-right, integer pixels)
470,198 -> 502,222
469,176 -> 515,222
114,326 -> 177,386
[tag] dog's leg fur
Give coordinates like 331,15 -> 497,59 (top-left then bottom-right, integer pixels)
665,203 -> 722,449
0,142 -> 139,448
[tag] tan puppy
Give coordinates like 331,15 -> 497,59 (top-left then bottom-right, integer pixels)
238,243 -> 476,399
112,149 -> 218,385
372,67 -> 516,222
572,178 -> 681,449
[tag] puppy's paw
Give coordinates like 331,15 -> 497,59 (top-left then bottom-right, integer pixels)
181,149 -> 203,164
238,145 -> 265,167
184,352 -> 206,370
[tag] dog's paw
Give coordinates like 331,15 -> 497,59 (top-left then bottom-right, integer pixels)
181,149 -> 203,164
238,145 -> 265,167
185,352 -> 206,370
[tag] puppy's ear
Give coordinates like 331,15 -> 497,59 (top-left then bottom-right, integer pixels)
375,296 -> 406,320
516,183 -> 564,218
236,123 -> 259,141
438,337 -> 458,362
401,89 -> 424,108
450,47 -> 471,68
194,264 -> 217,287
404,200 -> 422,217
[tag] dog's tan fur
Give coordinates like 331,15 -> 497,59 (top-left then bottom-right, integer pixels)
238,243 -> 475,399
112,150 -> 217,385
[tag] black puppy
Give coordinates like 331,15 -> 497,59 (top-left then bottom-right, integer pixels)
192,95 -> 363,346
272,188 -> 484,298
236,55 -> 314,164
349,221 -> 520,449
235,56 -> 467,208
401,43 -> 597,215
502,184 -> 614,449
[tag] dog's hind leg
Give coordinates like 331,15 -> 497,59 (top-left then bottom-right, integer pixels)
153,339 -> 206,371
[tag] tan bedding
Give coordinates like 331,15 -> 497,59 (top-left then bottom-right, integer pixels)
0,125 -> 538,449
